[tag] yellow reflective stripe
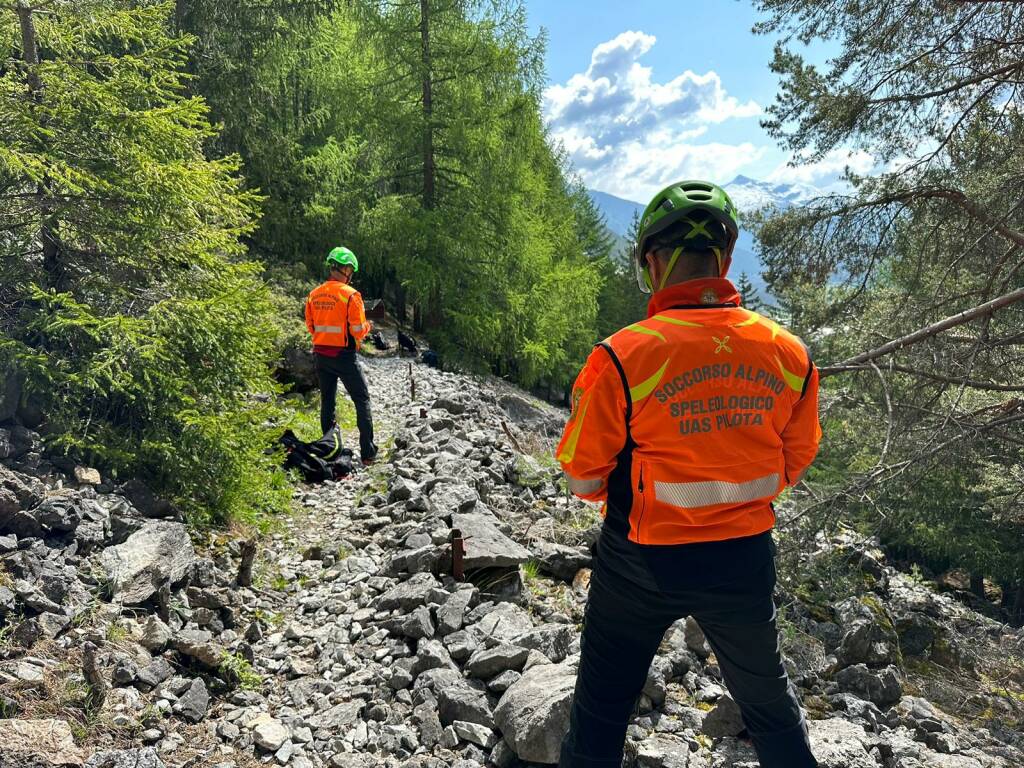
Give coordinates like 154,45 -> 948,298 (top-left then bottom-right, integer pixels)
770,322 -> 780,340
732,312 -> 760,328
651,314 -> 702,328
775,355 -> 805,392
630,359 -> 669,402
314,325 -> 344,334
556,389 -> 593,464
350,323 -> 366,333
324,431 -> 341,460
625,323 -> 666,342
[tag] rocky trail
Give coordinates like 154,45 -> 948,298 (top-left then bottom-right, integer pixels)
2,354 -> 1024,768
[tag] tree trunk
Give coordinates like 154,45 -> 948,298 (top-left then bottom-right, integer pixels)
970,572 -> 986,599
420,0 -> 435,211
1013,582 -> 1024,625
16,1 -> 62,291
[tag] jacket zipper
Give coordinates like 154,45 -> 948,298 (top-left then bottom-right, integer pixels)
636,465 -> 646,542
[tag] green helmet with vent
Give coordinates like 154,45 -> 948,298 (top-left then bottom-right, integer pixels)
326,246 -> 359,273
632,180 -> 740,293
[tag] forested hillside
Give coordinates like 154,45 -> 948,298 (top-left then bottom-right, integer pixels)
1,0 -> 643,523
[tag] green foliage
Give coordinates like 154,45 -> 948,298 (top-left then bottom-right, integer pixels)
753,0 -> 1024,610
219,650 -> 263,691
0,1 -> 289,527
183,0 -> 618,395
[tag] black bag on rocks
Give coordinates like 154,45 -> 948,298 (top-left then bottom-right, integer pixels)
369,329 -> 390,350
280,424 -> 354,483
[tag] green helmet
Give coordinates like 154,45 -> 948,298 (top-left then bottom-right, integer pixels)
633,180 -> 740,293
326,246 -> 359,273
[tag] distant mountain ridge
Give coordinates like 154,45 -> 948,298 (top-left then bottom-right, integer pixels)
588,176 -> 824,296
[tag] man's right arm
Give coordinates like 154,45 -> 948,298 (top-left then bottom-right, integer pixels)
556,345 -> 628,502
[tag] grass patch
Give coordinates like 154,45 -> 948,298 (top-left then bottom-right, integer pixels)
219,651 -> 262,691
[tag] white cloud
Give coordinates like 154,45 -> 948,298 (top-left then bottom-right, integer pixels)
545,30 -> 763,199
766,149 -> 876,189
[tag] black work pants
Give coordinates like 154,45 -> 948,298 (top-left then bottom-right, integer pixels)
559,539 -> 817,768
315,351 -> 377,460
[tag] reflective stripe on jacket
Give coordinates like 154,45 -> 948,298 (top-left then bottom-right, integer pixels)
556,277 -> 821,546
304,280 -> 371,350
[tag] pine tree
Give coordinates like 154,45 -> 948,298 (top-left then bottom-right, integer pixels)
0,1 -> 287,525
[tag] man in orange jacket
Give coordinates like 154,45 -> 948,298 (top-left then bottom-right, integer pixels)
556,181 -> 821,767
305,247 -> 377,465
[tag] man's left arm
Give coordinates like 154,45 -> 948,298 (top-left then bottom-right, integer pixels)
348,292 -> 371,345
556,345 -> 628,502
304,296 -> 314,337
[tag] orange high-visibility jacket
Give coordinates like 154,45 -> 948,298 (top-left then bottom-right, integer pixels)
305,280 -> 371,351
556,278 -> 821,546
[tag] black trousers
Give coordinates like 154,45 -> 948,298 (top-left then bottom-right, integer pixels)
315,352 -> 377,460
560,538 -> 817,768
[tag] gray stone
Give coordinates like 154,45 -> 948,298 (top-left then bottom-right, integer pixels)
487,670 -> 521,694
140,616 -> 172,652
430,482 -> 479,515
512,624 -> 575,663
253,719 -> 291,752
84,748 -> 167,768
466,644 -> 530,679
473,602 -> 534,642
0,718 -> 86,766
453,720 -> 498,748
685,616 -> 711,659
32,494 -> 86,532
835,663 -> 903,707
807,718 -> 878,768
414,702 -> 444,747
417,638 -> 457,673
438,683 -> 494,728
135,659 -> 174,691
452,513 -> 531,568
73,467 -> 101,486
835,596 -> 900,668
437,588 -> 474,635
493,662 -> 576,764
637,733 -> 703,767
172,629 -> 223,668
703,693 -> 745,738
101,521 -> 195,604
531,541 -> 591,582
402,605 -> 435,639
171,678 -> 209,723
377,572 -> 440,611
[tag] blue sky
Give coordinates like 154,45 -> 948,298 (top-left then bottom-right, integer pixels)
525,0 -> 866,202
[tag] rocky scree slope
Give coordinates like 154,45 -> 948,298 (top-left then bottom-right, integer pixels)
1,356 -> 1023,768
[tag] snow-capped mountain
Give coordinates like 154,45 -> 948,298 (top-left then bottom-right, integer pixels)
723,175 -> 822,216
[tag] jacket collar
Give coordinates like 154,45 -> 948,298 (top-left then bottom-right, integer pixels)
647,278 -> 741,317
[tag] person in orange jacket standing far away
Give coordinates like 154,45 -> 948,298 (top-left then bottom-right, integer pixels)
556,180 -> 821,768
305,247 -> 377,465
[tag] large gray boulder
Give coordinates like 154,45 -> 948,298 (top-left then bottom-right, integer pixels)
452,513 -> 531,569
807,718 -> 880,768
835,663 -> 903,707
101,522 -> 195,604
0,718 -> 86,766
493,662 -> 576,764
531,541 -> 591,582
637,733 -> 707,767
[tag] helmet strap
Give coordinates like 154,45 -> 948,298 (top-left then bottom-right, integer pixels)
659,247 -> 685,291
712,246 -> 723,276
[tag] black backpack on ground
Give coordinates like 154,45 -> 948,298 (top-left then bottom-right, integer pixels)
280,424 -> 354,483
369,330 -> 390,350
